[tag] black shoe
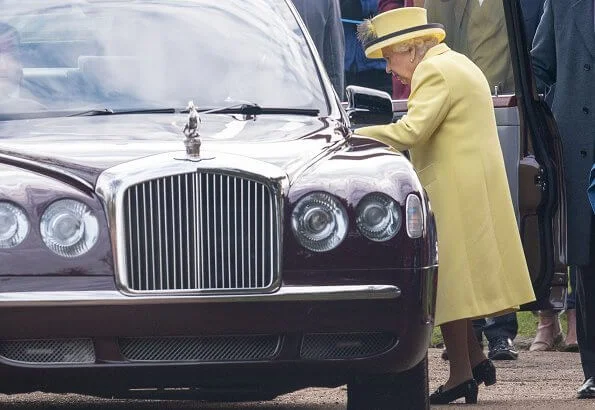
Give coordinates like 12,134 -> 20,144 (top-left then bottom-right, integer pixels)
472,359 -> 497,386
577,377 -> 595,399
488,337 -> 518,360
430,379 -> 478,404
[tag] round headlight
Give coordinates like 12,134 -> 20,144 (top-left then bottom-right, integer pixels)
0,202 -> 29,248
291,192 -> 348,252
40,199 -> 99,257
356,193 -> 401,242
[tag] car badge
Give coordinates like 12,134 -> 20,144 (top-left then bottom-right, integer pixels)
179,101 -> 214,162
183,101 -> 202,157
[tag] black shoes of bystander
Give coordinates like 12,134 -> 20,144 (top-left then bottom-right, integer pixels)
488,337 -> 518,360
577,377 -> 595,399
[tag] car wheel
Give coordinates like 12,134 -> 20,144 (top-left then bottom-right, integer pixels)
347,354 -> 429,410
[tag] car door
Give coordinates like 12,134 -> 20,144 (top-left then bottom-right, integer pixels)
501,0 -> 566,310
345,0 -> 566,310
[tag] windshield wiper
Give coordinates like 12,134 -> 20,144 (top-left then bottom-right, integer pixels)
68,108 -> 177,117
183,103 -> 319,117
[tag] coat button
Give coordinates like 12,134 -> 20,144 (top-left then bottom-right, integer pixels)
585,64 -> 592,71
584,107 -> 590,114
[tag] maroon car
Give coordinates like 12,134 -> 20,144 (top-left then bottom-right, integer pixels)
0,0 -> 437,408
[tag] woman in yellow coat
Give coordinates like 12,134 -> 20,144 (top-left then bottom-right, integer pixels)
355,7 -> 535,405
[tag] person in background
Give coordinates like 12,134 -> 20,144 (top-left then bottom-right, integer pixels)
424,0 -> 520,362
292,0 -> 345,100
355,7 -> 536,403
341,0 -> 392,96
424,0 -> 514,94
0,22 -> 44,113
531,0 -> 595,399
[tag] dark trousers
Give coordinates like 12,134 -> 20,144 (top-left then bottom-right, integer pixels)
567,266 -> 577,309
576,235 -> 595,379
472,313 -> 518,347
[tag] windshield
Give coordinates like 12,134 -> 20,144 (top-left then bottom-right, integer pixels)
0,0 -> 327,115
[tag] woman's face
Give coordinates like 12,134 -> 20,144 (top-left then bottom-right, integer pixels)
382,47 -> 415,85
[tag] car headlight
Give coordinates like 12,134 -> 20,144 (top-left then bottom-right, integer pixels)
291,192 -> 348,252
406,194 -> 424,238
40,199 -> 99,257
0,202 -> 29,248
356,193 -> 401,242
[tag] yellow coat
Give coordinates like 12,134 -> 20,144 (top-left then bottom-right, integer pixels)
356,43 -> 535,325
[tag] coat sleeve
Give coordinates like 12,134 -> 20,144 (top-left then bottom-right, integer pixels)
355,61 -> 451,151
324,0 -> 346,100
530,0 -> 556,93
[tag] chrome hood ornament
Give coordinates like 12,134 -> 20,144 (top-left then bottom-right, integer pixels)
183,101 -> 201,159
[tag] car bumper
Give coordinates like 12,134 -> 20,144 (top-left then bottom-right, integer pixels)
0,266 -> 436,397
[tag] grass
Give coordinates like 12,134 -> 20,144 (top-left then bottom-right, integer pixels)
430,310 -> 570,347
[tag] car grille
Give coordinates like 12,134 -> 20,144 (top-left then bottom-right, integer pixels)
119,335 -> 280,362
123,172 -> 280,292
300,332 -> 396,359
0,339 -> 95,364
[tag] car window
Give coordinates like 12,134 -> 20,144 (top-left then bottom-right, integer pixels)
0,0 -> 327,114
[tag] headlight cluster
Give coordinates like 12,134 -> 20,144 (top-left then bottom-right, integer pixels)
291,192 -> 348,252
0,199 -> 99,257
0,202 -> 29,249
356,193 -> 401,242
291,191 -> 415,252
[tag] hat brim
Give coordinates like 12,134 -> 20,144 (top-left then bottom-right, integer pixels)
365,27 -> 446,59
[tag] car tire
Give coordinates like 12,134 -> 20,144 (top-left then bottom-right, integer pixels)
347,354 -> 429,410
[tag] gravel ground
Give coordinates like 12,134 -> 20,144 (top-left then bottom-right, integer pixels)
0,346 -> 593,409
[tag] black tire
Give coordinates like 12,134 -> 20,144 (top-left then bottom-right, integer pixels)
347,355 -> 429,410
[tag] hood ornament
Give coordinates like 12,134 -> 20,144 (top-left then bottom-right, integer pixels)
183,101 -> 202,159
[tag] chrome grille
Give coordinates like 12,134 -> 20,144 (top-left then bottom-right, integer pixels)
119,335 -> 280,362
300,333 -> 396,360
123,172 -> 279,292
0,339 -> 95,364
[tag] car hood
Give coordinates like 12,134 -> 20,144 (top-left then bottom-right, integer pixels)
0,113 -> 342,185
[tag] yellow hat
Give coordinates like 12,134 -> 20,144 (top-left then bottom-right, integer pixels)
358,7 -> 446,59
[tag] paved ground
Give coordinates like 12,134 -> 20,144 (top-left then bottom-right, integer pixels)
0,347 -> 593,409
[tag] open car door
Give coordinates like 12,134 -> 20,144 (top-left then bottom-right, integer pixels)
346,0 -> 566,310
502,0 -> 566,310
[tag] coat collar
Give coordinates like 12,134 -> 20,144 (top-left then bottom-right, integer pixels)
572,0 -> 595,57
422,42 -> 451,62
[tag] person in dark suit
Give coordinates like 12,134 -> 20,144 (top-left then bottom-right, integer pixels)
291,0 -> 345,100
341,0 -> 393,96
531,0 -> 595,399
521,0 -> 545,43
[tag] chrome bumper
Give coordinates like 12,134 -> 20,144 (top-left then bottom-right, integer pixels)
0,285 -> 401,307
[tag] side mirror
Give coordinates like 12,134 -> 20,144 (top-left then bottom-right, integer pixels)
345,85 -> 393,126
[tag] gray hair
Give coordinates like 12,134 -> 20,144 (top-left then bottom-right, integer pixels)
391,36 -> 439,60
